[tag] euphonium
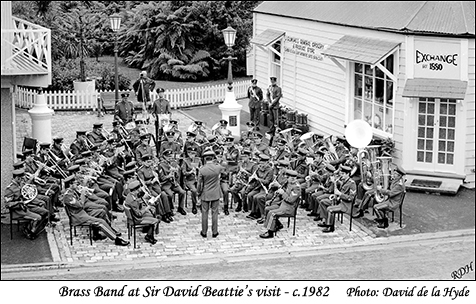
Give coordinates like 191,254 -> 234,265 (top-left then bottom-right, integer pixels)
374,156 -> 392,203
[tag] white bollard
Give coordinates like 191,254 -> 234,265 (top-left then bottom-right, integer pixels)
219,90 -> 242,137
28,92 -> 54,144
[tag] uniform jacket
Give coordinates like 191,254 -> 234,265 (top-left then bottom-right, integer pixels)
151,97 -> 171,115
275,181 -> 301,214
87,131 -> 106,145
197,162 -> 223,201
114,100 -> 134,125
63,189 -> 99,225
124,192 -> 157,224
380,178 -> 405,210
135,143 -> 154,162
158,160 -> 181,185
247,86 -> 263,108
266,84 -> 282,109
336,176 -> 357,213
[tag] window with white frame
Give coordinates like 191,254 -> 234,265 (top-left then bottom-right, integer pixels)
352,54 -> 395,135
269,40 -> 282,80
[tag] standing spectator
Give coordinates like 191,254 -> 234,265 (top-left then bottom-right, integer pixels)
247,79 -> 263,130
197,150 -> 224,238
266,76 -> 282,130
132,71 -> 156,124
114,92 -> 134,126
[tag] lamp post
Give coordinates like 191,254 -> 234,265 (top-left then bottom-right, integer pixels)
218,26 -> 242,137
109,13 -> 121,103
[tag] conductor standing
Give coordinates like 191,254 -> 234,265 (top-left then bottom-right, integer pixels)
197,149 -> 223,238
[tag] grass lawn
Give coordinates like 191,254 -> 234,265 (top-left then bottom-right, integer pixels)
87,56 -> 251,90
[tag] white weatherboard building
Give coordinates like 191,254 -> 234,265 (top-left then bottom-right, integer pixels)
250,1 -> 475,192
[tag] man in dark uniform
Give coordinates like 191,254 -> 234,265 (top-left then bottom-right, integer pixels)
319,165 -> 356,233
114,92 -> 134,126
63,176 -> 129,246
373,164 -> 406,229
135,134 -> 155,165
246,153 -> 274,220
197,149 -> 224,238
248,78 -> 264,129
50,137 -> 70,170
160,131 -> 182,156
310,164 -> 337,222
136,154 -> 173,223
181,146 -> 201,214
87,123 -> 107,146
70,131 -> 89,158
4,169 -> 50,239
231,149 -> 256,212
124,180 -> 159,244
266,76 -> 282,129
260,169 -> 301,239
151,87 -> 171,140
158,149 -> 186,215
293,148 -> 310,207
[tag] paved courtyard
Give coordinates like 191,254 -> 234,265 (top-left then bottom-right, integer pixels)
13,106 -> 379,265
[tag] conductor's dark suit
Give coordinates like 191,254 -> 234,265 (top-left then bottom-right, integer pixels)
197,161 -> 223,236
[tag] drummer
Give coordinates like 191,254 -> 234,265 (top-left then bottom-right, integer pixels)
151,87 -> 171,140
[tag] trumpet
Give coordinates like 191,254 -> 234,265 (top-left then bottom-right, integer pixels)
34,159 -> 55,175
25,172 -> 47,186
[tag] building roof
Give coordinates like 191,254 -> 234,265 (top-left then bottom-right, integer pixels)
250,29 -> 285,46
402,78 -> 468,99
321,35 -> 400,65
254,1 -> 475,36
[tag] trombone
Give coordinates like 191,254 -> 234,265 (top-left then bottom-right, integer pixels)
47,152 -> 68,179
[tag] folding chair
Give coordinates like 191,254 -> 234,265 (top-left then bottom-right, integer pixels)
275,197 -> 301,236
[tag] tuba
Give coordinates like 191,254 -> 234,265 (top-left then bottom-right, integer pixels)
323,135 -> 339,162
358,145 -> 380,191
374,156 -> 392,203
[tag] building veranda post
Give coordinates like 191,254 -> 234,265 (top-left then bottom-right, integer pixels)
250,1 -> 475,192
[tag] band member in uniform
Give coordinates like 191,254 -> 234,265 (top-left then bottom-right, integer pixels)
230,149 -> 256,212
63,176 -> 130,246
246,153 -> 274,220
160,131 -> 182,156
248,78 -> 264,129
255,159 -> 290,224
305,149 -> 326,215
292,148 -> 310,207
114,92 -> 135,126
124,180 -> 159,244
373,164 -> 406,229
87,123 -> 107,146
259,169 -> 300,239
266,76 -> 282,129
136,154 -> 173,223
133,71 -> 156,123
318,165 -> 356,233
158,149 -> 186,215
181,146 -> 201,214
135,134 -> 155,164
309,164 -> 337,221
4,169 -> 50,239
50,137 -> 70,170
151,87 -> 171,140
70,131 -> 89,158
197,149 -> 224,238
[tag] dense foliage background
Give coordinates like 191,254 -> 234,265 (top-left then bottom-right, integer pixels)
12,1 -> 261,90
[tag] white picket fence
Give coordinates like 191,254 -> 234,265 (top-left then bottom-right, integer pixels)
14,79 -> 250,110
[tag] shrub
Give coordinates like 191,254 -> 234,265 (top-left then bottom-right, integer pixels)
47,58 -> 131,91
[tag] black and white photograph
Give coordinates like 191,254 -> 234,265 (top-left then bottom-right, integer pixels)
1,1 -> 475,302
